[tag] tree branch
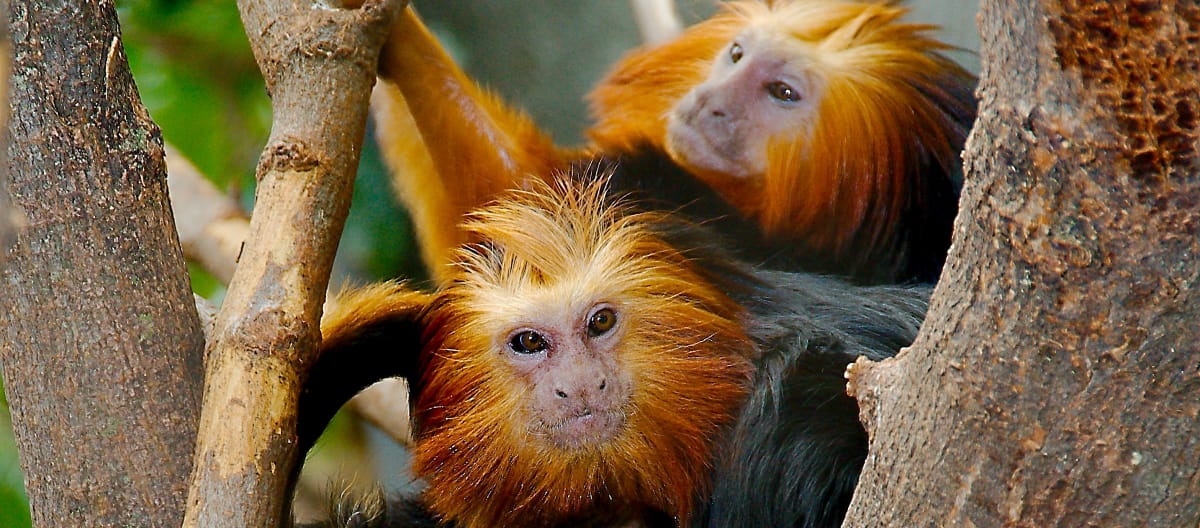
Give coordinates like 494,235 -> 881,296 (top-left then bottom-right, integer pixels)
168,145 -> 415,446
167,146 -> 247,285
182,0 -> 404,526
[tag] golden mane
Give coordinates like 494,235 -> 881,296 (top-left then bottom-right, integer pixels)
748,1 -> 973,262
589,0 -> 974,281
412,178 -> 756,527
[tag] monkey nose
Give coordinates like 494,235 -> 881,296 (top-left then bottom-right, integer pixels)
553,378 -> 608,399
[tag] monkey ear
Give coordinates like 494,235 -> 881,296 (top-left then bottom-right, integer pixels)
297,281 -> 435,453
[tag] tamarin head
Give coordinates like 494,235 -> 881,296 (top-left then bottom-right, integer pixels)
666,0 -> 973,233
409,179 -> 756,527
589,0 -> 975,281
665,1 -> 830,180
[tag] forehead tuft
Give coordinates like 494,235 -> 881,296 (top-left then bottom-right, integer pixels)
445,177 -> 682,309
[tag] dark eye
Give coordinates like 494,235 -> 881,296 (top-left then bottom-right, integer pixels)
510,330 -> 548,354
766,81 -> 801,103
729,43 -> 743,63
587,308 -> 617,337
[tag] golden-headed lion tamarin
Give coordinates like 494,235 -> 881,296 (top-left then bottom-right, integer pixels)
295,174 -> 930,527
374,0 -> 975,284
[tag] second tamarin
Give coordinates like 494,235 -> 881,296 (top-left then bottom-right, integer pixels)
373,0 -> 975,284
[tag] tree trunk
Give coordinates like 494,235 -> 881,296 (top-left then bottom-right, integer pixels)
844,1 -> 1200,526
0,0 -> 205,526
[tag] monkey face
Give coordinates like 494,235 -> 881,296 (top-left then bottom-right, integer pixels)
442,246 -> 734,456
666,25 -> 822,180
497,300 -> 633,451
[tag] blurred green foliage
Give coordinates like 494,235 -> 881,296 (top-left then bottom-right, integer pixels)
118,0 -> 423,288
120,0 -> 269,191
0,382 -> 31,528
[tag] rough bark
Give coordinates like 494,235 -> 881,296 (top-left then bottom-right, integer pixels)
0,0 -> 205,526
844,1 -> 1200,526
181,1 -> 403,526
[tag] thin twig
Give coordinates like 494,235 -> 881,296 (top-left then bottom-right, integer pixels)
629,0 -> 683,46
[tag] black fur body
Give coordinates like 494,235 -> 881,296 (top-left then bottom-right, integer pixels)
597,144 -> 955,284
596,145 -> 959,284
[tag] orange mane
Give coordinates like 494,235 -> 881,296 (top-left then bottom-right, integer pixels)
411,179 -> 756,527
751,0 -> 973,258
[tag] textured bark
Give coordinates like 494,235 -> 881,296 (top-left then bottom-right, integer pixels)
844,1 -> 1200,527
0,1 -> 205,526
181,1 -> 403,526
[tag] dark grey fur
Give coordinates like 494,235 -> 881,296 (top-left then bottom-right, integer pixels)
699,270 -> 928,528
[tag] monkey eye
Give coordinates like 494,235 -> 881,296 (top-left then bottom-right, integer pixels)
729,42 -> 743,63
510,330 -> 548,354
766,81 -> 801,103
587,307 -> 617,337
